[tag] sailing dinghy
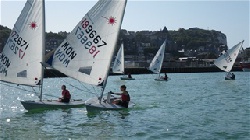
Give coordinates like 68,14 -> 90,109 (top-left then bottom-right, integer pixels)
214,40 -> 244,80
148,40 -> 169,81
0,0 -> 84,111
51,0 -> 134,111
112,43 -> 135,80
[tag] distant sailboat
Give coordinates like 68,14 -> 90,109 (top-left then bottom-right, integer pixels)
112,43 -> 135,80
0,0 -> 84,111
214,40 -> 244,80
149,40 -> 169,81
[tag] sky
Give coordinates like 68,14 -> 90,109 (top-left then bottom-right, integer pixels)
0,0 -> 249,49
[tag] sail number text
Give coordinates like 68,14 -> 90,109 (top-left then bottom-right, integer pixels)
75,18 -> 107,58
7,31 -> 29,59
223,52 -> 232,63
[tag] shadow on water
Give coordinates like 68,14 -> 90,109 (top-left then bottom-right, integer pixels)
86,108 -> 131,120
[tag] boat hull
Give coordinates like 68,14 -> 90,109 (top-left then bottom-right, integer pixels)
85,97 -> 135,112
225,73 -> 235,80
225,77 -> 235,80
120,77 -> 135,80
21,100 -> 85,111
154,77 -> 170,81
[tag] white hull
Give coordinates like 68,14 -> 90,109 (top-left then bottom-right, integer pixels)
225,77 -> 235,80
85,97 -> 135,112
154,76 -> 170,81
120,77 -> 135,80
21,100 -> 85,111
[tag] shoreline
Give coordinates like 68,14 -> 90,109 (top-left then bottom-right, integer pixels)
44,66 -> 243,78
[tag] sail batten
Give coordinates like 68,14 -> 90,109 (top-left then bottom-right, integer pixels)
0,0 -> 44,86
52,0 -> 127,86
149,40 -> 167,74
214,40 -> 244,72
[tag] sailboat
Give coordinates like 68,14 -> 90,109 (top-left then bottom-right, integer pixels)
148,40 -> 169,81
214,40 -> 244,80
0,0 -> 84,111
50,0 -> 134,111
112,43 -> 135,80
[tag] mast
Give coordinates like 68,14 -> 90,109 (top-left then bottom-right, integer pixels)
158,39 -> 166,78
39,0 -> 46,101
99,0 -> 127,101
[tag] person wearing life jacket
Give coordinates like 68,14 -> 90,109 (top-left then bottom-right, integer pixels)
111,85 -> 130,108
59,85 -> 71,103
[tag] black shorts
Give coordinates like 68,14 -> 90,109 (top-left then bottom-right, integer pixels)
117,100 -> 129,108
61,98 -> 70,103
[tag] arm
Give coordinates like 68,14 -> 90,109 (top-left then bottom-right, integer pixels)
110,91 -> 121,95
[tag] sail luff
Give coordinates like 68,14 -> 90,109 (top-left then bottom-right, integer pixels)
158,41 -> 166,74
39,0 -> 46,101
121,43 -> 125,74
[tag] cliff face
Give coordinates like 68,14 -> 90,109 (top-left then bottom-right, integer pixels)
120,27 -> 227,59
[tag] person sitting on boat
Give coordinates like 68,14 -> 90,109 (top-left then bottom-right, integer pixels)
128,73 -> 132,78
59,85 -> 71,103
110,85 -> 130,108
163,73 -> 168,80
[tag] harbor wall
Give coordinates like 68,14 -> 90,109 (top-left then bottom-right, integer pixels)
44,66 -> 242,78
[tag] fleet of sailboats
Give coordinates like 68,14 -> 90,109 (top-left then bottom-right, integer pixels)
214,40 -> 244,80
0,0 -> 247,112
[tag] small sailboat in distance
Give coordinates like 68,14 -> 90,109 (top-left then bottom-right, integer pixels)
149,39 -> 169,81
0,0 -> 84,111
214,40 -> 244,80
112,43 -> 135,80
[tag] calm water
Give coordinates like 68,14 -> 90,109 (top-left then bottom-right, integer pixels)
0,72 -> 249,139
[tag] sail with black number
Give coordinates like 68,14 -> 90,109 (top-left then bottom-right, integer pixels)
214,40 -> 244,72
52,0 -> 126,86
0,0 -> 45,86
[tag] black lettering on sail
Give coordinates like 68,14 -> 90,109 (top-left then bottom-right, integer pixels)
63,59 -> 70,67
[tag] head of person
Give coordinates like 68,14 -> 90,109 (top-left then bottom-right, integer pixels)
120,85 -> 126,91
61,85 -> 66,90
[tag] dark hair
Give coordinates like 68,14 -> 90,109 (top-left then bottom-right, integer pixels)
121,85 -> 126,89
62,85 -> 66,89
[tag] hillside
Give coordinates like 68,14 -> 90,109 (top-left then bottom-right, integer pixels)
0,25 -> 227,59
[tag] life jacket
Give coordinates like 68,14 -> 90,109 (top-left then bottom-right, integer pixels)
121,92 -> 130,102
63,90 -> 71,99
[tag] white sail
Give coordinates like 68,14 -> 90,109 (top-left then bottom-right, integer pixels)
52,0 -> 127,86
214,40 -> 244,72
0,0 -> 45,86
112,43 -> 124,74
149,40 -> 166,74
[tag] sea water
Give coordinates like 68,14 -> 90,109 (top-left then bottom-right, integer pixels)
0,72 -> 249,139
